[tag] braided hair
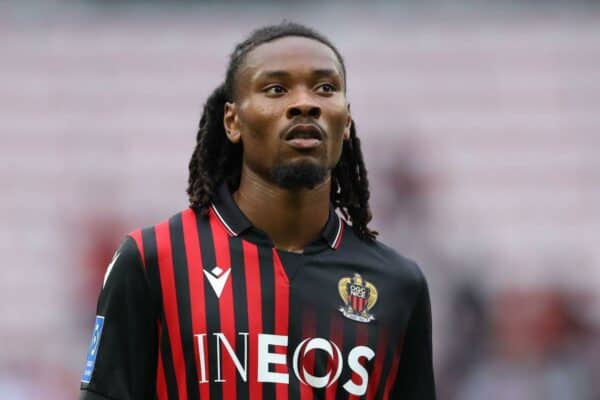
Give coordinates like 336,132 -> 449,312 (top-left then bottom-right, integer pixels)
187,22 -> 377,241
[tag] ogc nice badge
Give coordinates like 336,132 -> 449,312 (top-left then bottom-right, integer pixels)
338,273 -> 378,323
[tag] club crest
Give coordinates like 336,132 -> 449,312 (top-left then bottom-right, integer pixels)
338,273 -> 378,323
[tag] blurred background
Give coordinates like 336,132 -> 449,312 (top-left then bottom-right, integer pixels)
1,0 -> 599,398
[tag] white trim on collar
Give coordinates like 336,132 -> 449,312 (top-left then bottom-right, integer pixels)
210,203 -> 238,237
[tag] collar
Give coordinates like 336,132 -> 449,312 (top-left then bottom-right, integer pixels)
210,183 -> 344,250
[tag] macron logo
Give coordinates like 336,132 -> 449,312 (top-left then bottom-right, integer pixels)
203,266 -> 231,298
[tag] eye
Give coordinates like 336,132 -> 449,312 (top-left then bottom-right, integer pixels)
264,85 -> 287,95
316,83 -> 337,94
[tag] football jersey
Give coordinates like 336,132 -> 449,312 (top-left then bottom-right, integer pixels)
80,184 -> 436,399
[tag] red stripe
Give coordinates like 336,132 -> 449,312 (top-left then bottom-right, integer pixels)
157,323 -> 168,400
300,309 -> 316,400
366,329 -> 389,400
181,209 -> 210,399
325,314 -> 343,400
242,240 -> 263,400
209,210 -> 237,399
272,250 -> 290,400
347,323 -> 370,400
129,229 -> 145,265
155,221 -> 189,400
381,334 -> 404,400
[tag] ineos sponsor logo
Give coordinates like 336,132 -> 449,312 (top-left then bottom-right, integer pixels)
194,332 -> 375,396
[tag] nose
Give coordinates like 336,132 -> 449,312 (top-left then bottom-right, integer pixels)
286,92 -> 321,119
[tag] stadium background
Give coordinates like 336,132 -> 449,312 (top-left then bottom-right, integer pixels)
1,0 -> 599,398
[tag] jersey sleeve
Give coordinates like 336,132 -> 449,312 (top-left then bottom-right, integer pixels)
80,235 -> 158,400
390,272 -> 437,399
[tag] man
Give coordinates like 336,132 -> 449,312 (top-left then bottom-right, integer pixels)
80,22 -> 436,400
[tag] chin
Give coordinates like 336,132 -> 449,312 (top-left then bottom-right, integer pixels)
270,160 -> 328,190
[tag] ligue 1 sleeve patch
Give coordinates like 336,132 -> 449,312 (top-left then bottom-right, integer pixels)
81,315 -> 105,384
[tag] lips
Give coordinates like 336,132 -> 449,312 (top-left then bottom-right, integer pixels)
283,123 -> 324,150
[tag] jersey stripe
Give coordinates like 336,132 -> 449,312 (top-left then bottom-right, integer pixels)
336,317 -> 356,400
325,313 -> 343,400
258,246 -> 276,400
169,215 -> 201,400
197,213 -> 223,400
272,250 -> 290,400
160,318 -> 179,399
209,210 -> 238,400
300,308 -> 317,400
242,240 -> 263,400
129,229 -> 145,265
131,229 -> 168,399
156,221 -> 189,400
381,336 -> 404,400
181,209 -> 211,400
230,237 -> 250,400
157,324 -> 168,400
142,227 -> 175,400
316,306 -> 331,400
366,328 -> 388,400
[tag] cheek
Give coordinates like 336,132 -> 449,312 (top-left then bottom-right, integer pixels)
324,101 -> 349,165
238,97 -> 284,138
237,98 -> 286,169
327,99 -> 349,131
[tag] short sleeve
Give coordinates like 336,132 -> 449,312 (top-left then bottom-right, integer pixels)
390,273 -> 437,399
80,235 -> 158,400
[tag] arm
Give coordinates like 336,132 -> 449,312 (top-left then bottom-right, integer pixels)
80,236 -> 158,400
390,274 -> 436,399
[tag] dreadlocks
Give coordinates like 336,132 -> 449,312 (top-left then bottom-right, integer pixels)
187,22 -> 378,241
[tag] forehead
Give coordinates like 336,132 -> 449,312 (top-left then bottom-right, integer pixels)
239,36 -> 344,80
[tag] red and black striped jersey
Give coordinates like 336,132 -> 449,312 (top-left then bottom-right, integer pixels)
80,184 -> 436,400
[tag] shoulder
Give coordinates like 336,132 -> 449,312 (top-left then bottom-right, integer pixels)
127,207 -> 206,264
341,225 -> 427,290
99,234 -> 150,301
102,235 -> 145,284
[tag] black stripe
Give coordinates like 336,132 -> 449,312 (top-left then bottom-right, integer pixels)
286,291 -> 302,400
169,214 -> 200,400
258,245 -> 276,400
197,214 -> 223,400
229,237 -> 249,400
160,323 -> 179,400
142,227 -> 178,400
313,307 -> 331,399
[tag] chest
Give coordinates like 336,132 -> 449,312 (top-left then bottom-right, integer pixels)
156,237 -> 411,398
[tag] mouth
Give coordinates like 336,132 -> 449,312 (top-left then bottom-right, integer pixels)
283,123 -> 324,150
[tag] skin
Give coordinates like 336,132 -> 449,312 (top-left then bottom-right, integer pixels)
223,36 -> 352,252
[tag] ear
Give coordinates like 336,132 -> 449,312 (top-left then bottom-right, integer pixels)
224,102 -> 241,144
344,103 -> 352,140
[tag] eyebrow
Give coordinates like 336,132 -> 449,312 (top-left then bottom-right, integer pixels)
258,68 -> 341,80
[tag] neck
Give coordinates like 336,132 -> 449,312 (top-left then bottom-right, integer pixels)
233,167 -> 331,253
